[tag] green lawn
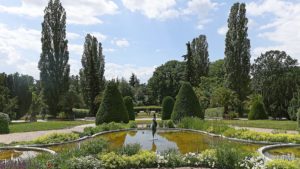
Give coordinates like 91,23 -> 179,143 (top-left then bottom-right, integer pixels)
222,120 -> 298,131
9,121 -> 93,133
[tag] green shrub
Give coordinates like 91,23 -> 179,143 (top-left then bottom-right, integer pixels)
159,149 -> 184,168
214,143 -> 248,169
68,156 -> 102,169
72,108 -> 89,118
171,82 -> 203,122
159,120 -> 175,128
0,112 -> 9,134
96,81 -> 129,125
128,121 -> 137,128
76,139 -> 108,156
198,149 -> 217,168
298,109 -> 300,129
33,133 -> 79,144
117,143 -> 141,156
205,107 -> 223,118
228,111 -> 239,119
248,95 -> 268,120
82,122 -> 129,136
123,96 -> 135,120
161,96 -> 174,120
266,159 -> 298,169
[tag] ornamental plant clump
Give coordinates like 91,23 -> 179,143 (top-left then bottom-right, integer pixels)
123,96 -> 135,120
0,112 -> 10,134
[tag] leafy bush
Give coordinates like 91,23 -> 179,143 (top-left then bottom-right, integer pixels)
68,156 -> 102,169
72,108 -> 89,118
96,81 -> 129,125
159,120 -> 175,128
76,139 -> 108,156
161,96 -> 174,120
198,149 -> 217,168
82,122 -> 132,136
0,112 -> 9,134
117,143 -> 141,156
33,133 -> 79,144
171,82 -> 203,122
248,95 -> 268,120
205,107 -> 223,118
178,117 -> 229,134
98,152 -> 127,169
228,111 -> 239,119
214,143 -> 248,169
266,159 -> 298,169
123,96 -> 135,120
298,109 -> 300,129
159,149 -> 184,167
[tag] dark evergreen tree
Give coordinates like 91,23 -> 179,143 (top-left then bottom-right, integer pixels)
118,78 -> 133,98
96,81 -> 129,125
0,112 -> 9,134
183,42 -> 196,86
80,34 -> 105,116
38,0 -> 70,117
124,96 -> 135,120
171,82 -> 203,122
248,94 -> 268,120
224,3 -> 251,114
129,73 -> 139,87
191,35 -> 209,84
161,96 -> 174,120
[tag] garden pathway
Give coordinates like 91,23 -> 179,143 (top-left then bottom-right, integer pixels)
0,123 -> 95,144
232,126 -> 299,134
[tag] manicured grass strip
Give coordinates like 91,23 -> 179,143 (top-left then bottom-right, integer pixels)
9,121 -> 93,133
222,120 -> 298,131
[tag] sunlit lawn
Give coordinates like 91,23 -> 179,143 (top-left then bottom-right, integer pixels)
9,120 -> 93,133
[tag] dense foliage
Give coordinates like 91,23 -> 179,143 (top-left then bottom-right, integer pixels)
251,50 -> 300,119
148,60 -> 185,103
80,34 -> 105,116
38,0 -> 70,117
248,94 -> 268,120
0,112 -> 9,134
224,3 -> 251,115
171,82 -> 203,121
96,81 -> 129,125
211,87 -> 238,116
123,96 -> 135,120
161,96 -> 174,120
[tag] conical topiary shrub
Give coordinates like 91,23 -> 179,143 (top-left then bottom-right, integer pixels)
161,96 -> 174,120
248,95 -> 268,120
123,96 -> 135,120
96,81 -> 129,125
171,82 -> 203,122
0,112 -> 10,134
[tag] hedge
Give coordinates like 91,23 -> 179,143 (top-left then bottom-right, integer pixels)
124,96 -> 135,120
72,108 -> 89,118
134,106 -> 162,113
161,96 -> 174,120
96,81 -> 129,125
171,82 -> 204,121
0,112 -> 10,134
248,99 -> 268,120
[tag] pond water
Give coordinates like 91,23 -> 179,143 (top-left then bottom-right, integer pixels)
50,129 -> 261,154
265,146 -> 300,160
0,149 -> 39,161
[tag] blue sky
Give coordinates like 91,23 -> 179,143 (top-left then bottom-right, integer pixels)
0,0 -> 299,82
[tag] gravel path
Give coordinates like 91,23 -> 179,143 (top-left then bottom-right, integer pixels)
232,126 -> 299,134
0,123 -> 95,144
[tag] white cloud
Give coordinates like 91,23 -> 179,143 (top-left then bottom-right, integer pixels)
217,25 -> 227,36
16,61 -> 39,79
90,32 -> 107,42
247,0 -> 300,59
68,44 -> 83,55
104,48 -> 116,53
67,32 -> 81,40
105,63 -> 156,83
122,0 -> 218,29
0,0 -> 119,25
112,38 -> 130,48
122,0 -> 179,20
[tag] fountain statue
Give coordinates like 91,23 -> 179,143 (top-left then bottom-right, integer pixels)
151,113 -> 157,140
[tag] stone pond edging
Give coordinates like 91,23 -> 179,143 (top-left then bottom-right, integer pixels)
257,143 -> 300,161
0,146 -> 56,155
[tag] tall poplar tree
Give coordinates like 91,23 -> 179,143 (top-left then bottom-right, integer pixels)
38,0 -> 70,117
183,42 -> 196,86
80,34 -> 105,116
224,3 -> 251,111
191,35 -> 209,84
